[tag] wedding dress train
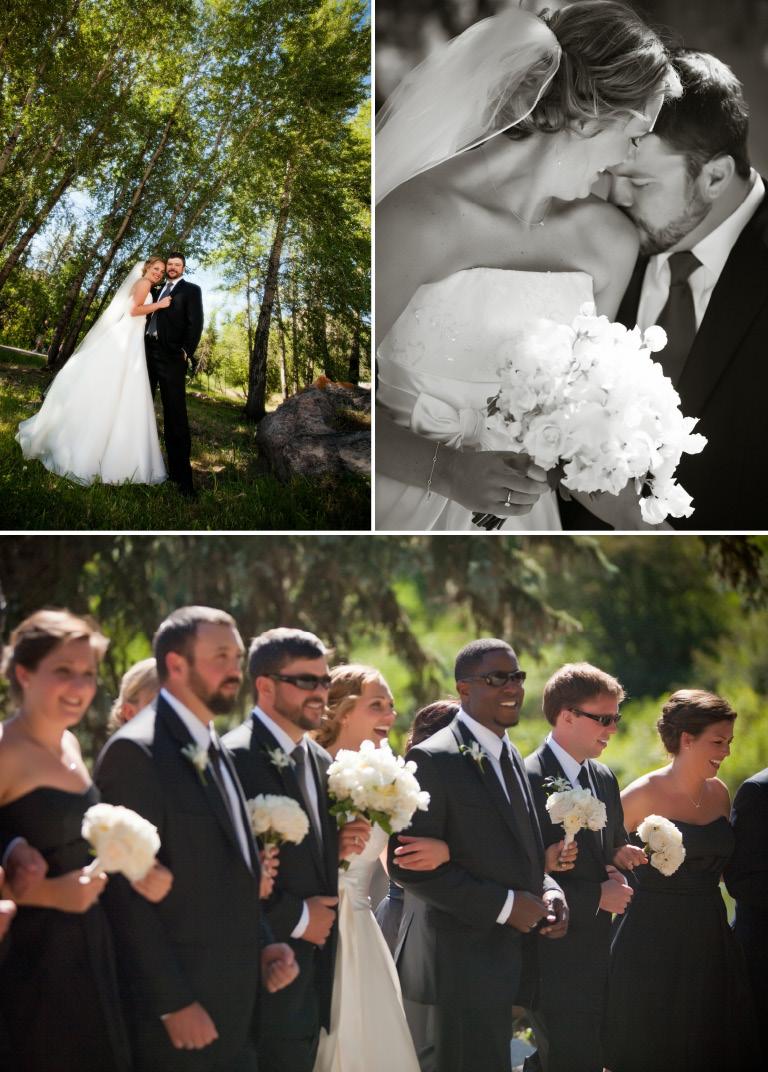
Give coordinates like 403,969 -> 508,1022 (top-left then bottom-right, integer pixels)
17,273 -> 166,485
376,267 -> 594,530
314,824 -> 419,1072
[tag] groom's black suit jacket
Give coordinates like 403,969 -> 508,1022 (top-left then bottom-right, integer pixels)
560,187 -> 768,531
223,714 -> 339,1041
94,694 -> 268,1072
389,717 -> 561,1071
150,277 -> 204,363
525,743 -> 629,1072
724,767 -> 768,1024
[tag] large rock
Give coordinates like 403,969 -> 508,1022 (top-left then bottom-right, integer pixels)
256,381 -> 370,481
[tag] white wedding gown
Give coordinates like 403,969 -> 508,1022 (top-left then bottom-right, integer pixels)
17,288 -> 166,485
376,267 -> 595,530
314,824 -> 420,1072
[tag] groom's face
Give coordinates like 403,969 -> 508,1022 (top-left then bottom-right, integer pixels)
459,649 -> 525,737
166,257 -> 185,280
609,134 -> 710,254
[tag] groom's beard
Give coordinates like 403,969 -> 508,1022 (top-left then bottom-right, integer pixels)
622,191 -> 711,255
188,667 -> 242,714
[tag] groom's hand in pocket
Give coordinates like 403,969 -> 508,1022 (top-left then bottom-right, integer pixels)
507,890 -> 547,933
303,895 -> 339,946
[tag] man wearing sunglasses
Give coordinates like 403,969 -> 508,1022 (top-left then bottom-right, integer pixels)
224,628 -> 370,1072
389,638 -> 566,1072
524,663 -> 646,1072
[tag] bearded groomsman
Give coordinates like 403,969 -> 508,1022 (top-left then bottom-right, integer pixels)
524,664 -> 645,1072
95,607 -> 297,1072
224,628 -> 370,1072
390,638 -> 567,1072
725,766 -> 768,1024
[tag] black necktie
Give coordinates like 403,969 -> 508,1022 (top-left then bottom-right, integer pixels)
146,282 -> 172,337
499,744 -> 539,866
577,764 -> 591,790
655,251 -> 701,386
207,739 -> 239,832
292,745 -> 323,845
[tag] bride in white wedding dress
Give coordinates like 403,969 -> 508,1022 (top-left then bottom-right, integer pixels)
375,2 -> 679,531
312,665 -> 448,1072
17,258 -> 169,485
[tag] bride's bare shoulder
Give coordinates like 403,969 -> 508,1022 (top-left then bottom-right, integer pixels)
562,196 -> 639,257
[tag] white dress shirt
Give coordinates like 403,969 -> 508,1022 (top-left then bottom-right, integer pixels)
637,170 -> 765,332
456,709 -> 534,923
252,706 -> 320,939
162,688 -> 252,870
546,733 -> 603,847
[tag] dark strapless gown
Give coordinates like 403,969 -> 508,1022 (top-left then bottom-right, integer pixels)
604,817 -> 758,1072
0,785 -> 132,1072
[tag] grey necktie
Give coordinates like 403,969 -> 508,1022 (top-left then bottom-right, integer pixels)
292,744 -> 323,846
146,282 -> 173,337
655,251 -> 701,386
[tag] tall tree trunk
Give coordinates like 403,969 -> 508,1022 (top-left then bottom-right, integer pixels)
245,161 -> 294,421
348,311 -> 361,383
0,166 -> 77,293
275,283 -> 288,399
0,129 -> 65,249
291,281 -> 300,394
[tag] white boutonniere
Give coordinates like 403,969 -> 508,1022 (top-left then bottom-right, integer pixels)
266,746 -> 294,771
181,742 -> 209,784
542,775 -> 572,797
459,741 -> 486,770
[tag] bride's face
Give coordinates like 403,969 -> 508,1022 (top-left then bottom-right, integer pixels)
146,262 -> 165,284
335,678 -> 396,752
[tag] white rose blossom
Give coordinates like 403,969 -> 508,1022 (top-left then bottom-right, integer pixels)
246,794 -> 309,846
81,803 -> 160,882
636,814 -> 686,876
545,786 -> 607,847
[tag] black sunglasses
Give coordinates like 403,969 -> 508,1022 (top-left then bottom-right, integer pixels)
462,670 -> 527,687
570,706 -> 622,727
269,673 -> 332,691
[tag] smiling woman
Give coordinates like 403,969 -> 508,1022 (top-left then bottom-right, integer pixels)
316,664 -> 397,755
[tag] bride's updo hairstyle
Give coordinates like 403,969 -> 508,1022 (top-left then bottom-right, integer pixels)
315,663 -> 388,750
656,689 -> 736,755
501,1 -> 674,141
143,256 -> 165,275
1,609 -> 109,702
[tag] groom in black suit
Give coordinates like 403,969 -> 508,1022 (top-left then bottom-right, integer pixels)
389,638 -> 567,1072
145,252 -> 204,496
561,49 -> 768,530
94,606 -> 297,1072
524,664 -> 644,1072
223,628 -> 370,1072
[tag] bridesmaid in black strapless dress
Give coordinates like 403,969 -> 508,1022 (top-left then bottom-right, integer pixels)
602,689 -> 759,1072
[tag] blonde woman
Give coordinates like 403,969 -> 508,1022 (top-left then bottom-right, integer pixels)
107,656 -> 159,733
17,257 -> 170,485
313,665 -> 446,1072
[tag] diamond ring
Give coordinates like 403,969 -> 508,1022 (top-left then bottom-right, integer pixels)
505,490 -> 514,507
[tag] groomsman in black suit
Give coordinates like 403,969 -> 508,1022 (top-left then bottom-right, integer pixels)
389,638 -> 567,1072
524,664 -> 645,1072
95,607 -> 297,1072
561,49 -> 768,530
724,766 -> 768,1024
145,252 -> 204,497
223,628 -> 370,1072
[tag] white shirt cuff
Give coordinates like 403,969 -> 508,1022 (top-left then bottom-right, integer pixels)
291,901 -> 310,939
496,889 -> 515,925
1,836 -> 27,869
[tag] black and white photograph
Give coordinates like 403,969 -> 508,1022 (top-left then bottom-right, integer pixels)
374,0 -> 768,532
0,0 -> 371,531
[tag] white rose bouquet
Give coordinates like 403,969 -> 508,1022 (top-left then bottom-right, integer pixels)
246,793 -> 310,847
474,303 -> 706,529
327,740 -> 430,862
636,814 -> 686,876
81,802 -> 160,882
545,782 -> 607,847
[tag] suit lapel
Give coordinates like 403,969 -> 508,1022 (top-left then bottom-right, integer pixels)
306,741 -> 337,888
215,734 -> 259,874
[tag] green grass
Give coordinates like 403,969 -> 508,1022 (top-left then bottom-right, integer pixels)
0,349 -> 370,530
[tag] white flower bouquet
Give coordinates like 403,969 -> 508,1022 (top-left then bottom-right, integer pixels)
545,785 -> 607,846
636,814 -> 686,876
81,802 -> 160,882
475,303 -> 706,528
246,793 -> 310,846
327,739 -> 430,845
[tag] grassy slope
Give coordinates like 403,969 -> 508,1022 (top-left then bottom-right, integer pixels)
0,350 -> 370,531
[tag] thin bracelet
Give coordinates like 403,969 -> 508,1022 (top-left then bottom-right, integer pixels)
426,441 -> 441,500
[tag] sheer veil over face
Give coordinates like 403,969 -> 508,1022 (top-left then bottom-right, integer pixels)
375,7 -> 561,203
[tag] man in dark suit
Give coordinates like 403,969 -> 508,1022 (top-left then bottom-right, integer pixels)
724,767 -> 768,1024
145,252 -> 204,496
524,664 -> 645,1072
389,638 -> 567,1072
94,606 -> 297,1072
223,628 -> 370,1072
561,49 -> 768,530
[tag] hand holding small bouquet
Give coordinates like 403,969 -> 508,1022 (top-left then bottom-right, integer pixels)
81,803 -> 160,882
327,740 -> 431,868
544,775 -> 607,847
475,304 -> 706,529
246,794 -> 310,847
636,814 -> 686,876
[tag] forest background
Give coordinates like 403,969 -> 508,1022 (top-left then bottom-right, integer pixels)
1,534 -> 767,798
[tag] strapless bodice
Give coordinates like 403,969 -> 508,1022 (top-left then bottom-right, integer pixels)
632,816 -> 734,897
